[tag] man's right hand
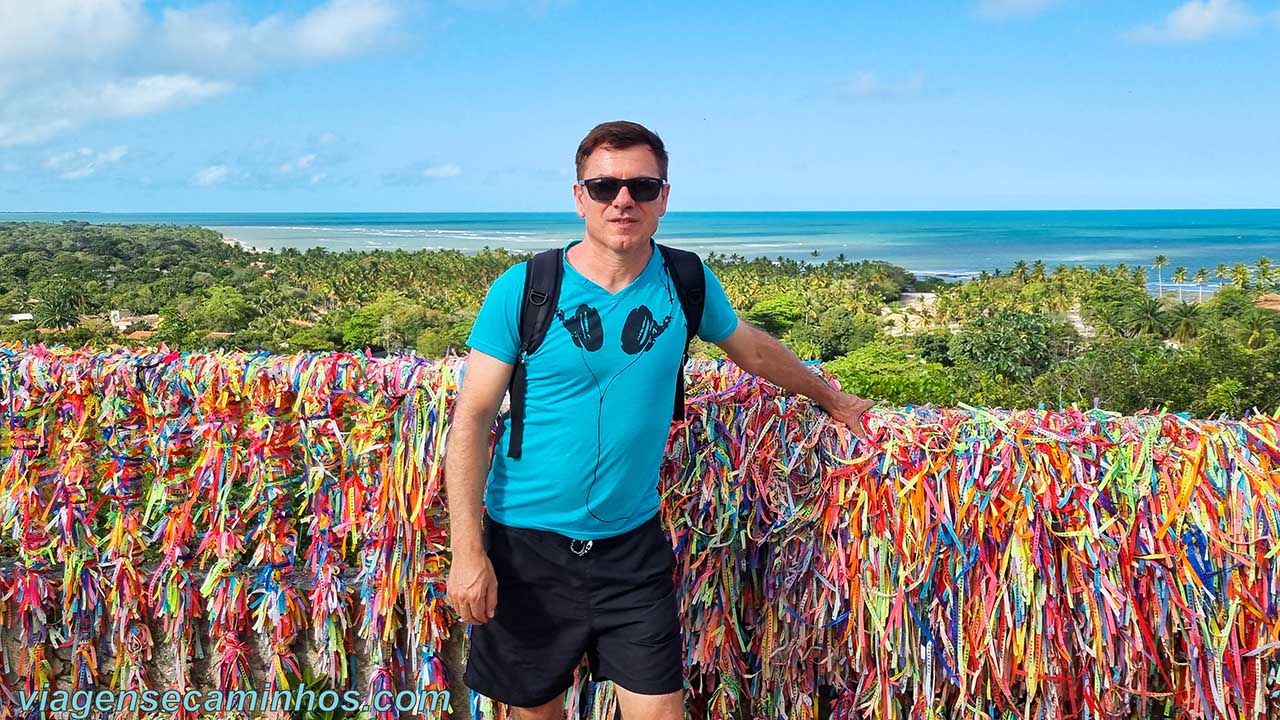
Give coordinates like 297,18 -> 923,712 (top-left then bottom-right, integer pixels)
447,549 -> 499,625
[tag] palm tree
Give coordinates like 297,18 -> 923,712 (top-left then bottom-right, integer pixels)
1152,255 -> 1169,297
1239,309 -> 1278,349
1031,260 -> 1046,282
1256,256 -> 1273,286
1171,267 -> 1188,302
1169,302 -> 1203,344
1214,264 -> 1229,290
34,278 -> 85,329
1123,295 -> 1169,337
1194,268 -> 1208,301
1231,264 -> 1252,289
1012,260 -> 1029,283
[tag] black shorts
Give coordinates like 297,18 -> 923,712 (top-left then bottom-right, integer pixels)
462,512 -> 683,708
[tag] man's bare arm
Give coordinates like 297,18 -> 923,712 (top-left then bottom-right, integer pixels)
444,349 -> 513,623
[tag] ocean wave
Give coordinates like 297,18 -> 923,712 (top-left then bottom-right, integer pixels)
220,225 -> 334,232
218,224 -> 546,241
904,269 -> 982,278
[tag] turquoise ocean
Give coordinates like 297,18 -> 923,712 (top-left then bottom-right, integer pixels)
4,210 -> 1277,283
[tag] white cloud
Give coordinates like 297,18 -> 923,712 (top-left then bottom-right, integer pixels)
94,74 -> 231,117
421,163 -> 463,178
157,0 -> 402,75
383,161 -> 464,185
0,74 -> 231,147
192,164 -> 230,186
279,153 -> 318,174
0,0 -> 402,146
196,137 -> 344,188
1127,0 -> 1260,43
0,0 -> 141,67
840,71 -> 928,99
978,0 -> 1060,19
294,0 -> 401,59
43,145 -> 129,179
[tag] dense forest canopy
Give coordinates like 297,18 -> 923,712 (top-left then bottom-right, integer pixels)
2,221 -> 1278,416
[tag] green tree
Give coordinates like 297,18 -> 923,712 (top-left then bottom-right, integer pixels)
1171,267 -> 1188,302
825,340 -> 957,406
1029,336 -> 1167,413
1122,295 -> 1169,338
1152,255 -> 1168,296
33,278 -> 85,329
1214,264 -> 1229,288
948,310 -> 1076,382
340,292 -> 434,351
199,285 -> 250,331
1237,308 -> 1278,350
1011,260 -> 1029,283
1169,302 -> 1203,344
783,307 -> 879,361
152,314 -> 194,347
341,312 -> 380,350
744,293 -> 805,336
1079,276 -> 1148,336
1203,378 -> 1245,417
1030,260 -> 1046,282
415,321 -> 474,357
1204,285 -> 1256,322
285,326 -> 338,352
1256,256 -> 1273,286
911,330 -> 955,366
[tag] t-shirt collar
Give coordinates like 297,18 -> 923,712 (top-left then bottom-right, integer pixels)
561,237 -> 659,296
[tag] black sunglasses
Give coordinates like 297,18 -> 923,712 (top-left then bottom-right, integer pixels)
578,176 -> 666,203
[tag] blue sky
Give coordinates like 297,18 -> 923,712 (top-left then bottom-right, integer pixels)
1,0 -> 1277,212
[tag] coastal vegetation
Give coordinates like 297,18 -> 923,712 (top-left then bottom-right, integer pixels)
2,221 -> 1278,417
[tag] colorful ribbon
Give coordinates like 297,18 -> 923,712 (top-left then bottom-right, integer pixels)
2,343 -> 1279,720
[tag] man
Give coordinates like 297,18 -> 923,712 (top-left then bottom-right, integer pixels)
446,121 -> 875,720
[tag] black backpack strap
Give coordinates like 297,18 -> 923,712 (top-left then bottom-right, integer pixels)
657,244 -> 706,422
507,248 -> 564,458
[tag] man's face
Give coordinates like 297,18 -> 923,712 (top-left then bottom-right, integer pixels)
574,144 -> 669,254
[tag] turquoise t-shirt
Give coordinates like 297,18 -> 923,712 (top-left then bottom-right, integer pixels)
466,239 -> 739,539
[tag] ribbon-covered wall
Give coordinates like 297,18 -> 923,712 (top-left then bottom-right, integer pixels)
1,345 -> 1279,720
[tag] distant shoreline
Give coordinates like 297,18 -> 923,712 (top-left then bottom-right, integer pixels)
220,235 -> 269,254
209,232 -> 1230,299
7,213 -> 1276,288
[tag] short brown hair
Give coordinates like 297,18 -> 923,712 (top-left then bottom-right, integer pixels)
575,121 -> 668,180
